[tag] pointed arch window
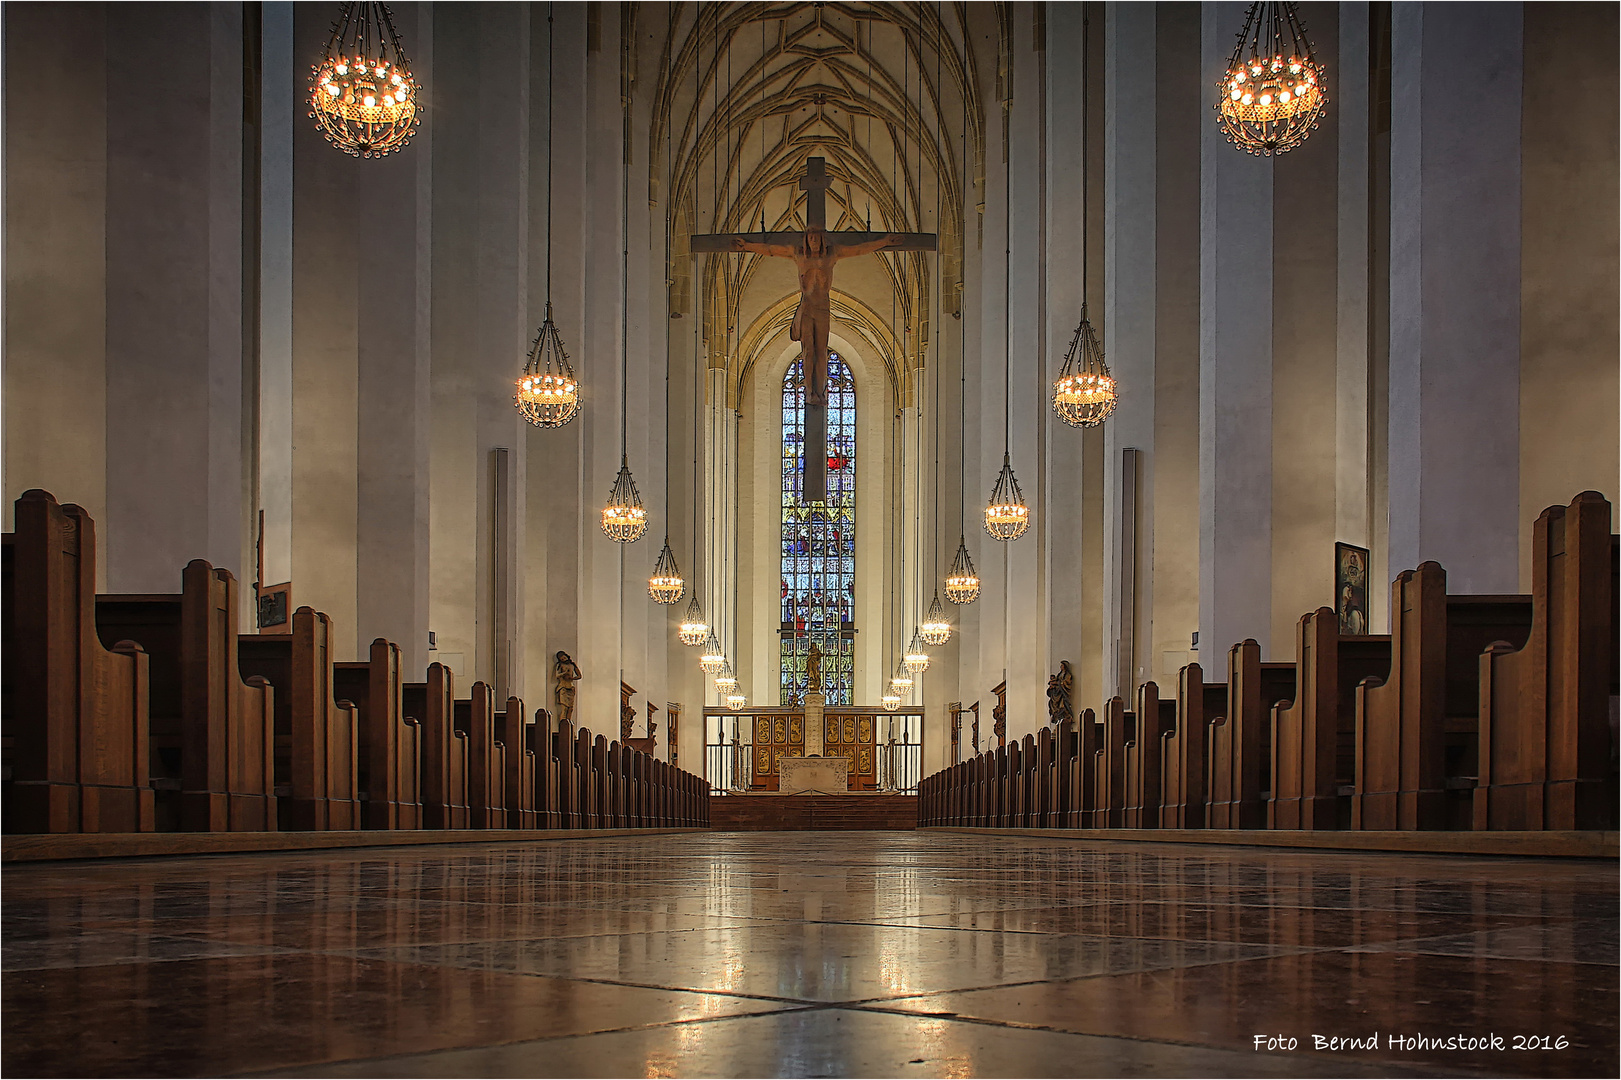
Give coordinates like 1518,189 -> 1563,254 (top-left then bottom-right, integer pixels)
781,353 -> 856,705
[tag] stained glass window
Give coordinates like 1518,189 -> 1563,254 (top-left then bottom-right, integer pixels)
781,353 -> 856,705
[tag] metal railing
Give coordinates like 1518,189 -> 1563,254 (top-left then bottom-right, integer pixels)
703,708 -> 924,795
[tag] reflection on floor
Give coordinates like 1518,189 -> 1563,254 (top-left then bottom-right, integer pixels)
3,832 -> 1615,1078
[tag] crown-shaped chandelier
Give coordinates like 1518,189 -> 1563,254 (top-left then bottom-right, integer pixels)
517,304 -> 580,427
881,690 -> 901,712
920,592 -> 952,646
602,457 -> 647,542
904,630 -> 931,675
699,631 -> 725,674
714,660 -> 738,694
985,453 -> 1030,541
726,692 -> 747,711
678,593 -> 709,646
309,2 -> 420,158
1053,307 -> 1117,427
890,662 -> 914,693
648,538 -> 684,603
945,536 -> 980,604
1217,2 -> 1327,157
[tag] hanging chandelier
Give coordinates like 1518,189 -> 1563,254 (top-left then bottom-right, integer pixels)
649,538 -> 685,604
881,691 -> 901,712
904,630 -> 931,675
1053,308 -> 1117,427
945,537 -> 980,604
890,663 -> 914,693
309,2 -> 420,158
985,453 -> 1030,541
726,692 -> 747,711
714,660 -> 738,694
699,632 -> 725,674
516,304 -> 580,427
1217,2 -> 1327,157
920,592 -> 952,646
602,457 -> 647,542
678,594 -> 709,646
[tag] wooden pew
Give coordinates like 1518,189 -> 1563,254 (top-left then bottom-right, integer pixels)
237,608 -> 360,830
553,718 -> 579,827
494,696 -> 537,829
456,683 -> 508,829
1091,698 -> 1130,829
593,734 -> 611,827
530,708 -> 561,828
401,663 -> 469,830
1476,492 -> 1619,830
1124,682 -> 1175,828
606,739 -> 625,828
3,490 -> 155,833
1159,663 -> 1225,829
575,728 -> 598,828
1269,611 -> 1390,830
1068,708 -> 1101,828
333,639 -> 422,830
1207,640 -> 1294,829
96,560 -> 276,831
1354,563 -> 1533,830
1033,728 -> 1055,827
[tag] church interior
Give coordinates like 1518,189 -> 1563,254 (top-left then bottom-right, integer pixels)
2,2 -> 1617,1077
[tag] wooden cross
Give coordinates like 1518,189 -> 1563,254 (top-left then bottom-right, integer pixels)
692,157 -> 936,502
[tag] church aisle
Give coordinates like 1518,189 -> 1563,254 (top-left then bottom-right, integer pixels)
3,833 -> 1614,1078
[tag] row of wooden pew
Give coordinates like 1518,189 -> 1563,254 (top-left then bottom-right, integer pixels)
921,492 -> 1619,833
1,489 -> 710,834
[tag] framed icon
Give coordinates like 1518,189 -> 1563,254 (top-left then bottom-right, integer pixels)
1335,542 -> 1371,635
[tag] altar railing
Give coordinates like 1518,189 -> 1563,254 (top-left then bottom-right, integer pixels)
703,706 -> 923,795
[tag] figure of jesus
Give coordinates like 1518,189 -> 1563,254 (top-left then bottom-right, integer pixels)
731,226 -> 902,407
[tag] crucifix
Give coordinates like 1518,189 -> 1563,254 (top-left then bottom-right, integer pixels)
692,157 -> 937,502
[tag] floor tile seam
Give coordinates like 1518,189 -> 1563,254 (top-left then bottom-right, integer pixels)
811,1007 -> 1497,1078
221,1004 -> 840,1077
300,947 -> 834,1007
1338,940 -> 1621,967
816,945 -> 1340,1005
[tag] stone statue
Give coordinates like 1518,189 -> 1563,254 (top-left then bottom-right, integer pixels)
806,642 -> 822,693
553,650 -> 581,723
1047,660 -> 1075,726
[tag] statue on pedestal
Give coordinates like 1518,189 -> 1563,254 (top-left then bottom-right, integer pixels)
806,642 -> 822,694
1047,660 -> 1075,726
553,651 -> 581,723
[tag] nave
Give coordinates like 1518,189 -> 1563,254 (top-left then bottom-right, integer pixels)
3,832 -> 1615,1078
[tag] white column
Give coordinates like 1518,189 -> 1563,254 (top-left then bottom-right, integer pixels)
1103,2 -> 1157,701
355,3 -> 433,676
1387,2 -> 1522,593
104,4 -> 243,592
258,3 -> 295,601
2,5 -> 109,577
1199,2 -> 1274,677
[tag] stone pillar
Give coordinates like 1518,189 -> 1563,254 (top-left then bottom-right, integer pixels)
1199,1 -> 1274,677
2,5 -> 108,575
1387,2 -> 1522,593
104,4 -> 244,591
1269,8 -> 1340,652
1149,5 -> 1203,691
1103,2 -> 1155,701
258,3 -> 295,599
355,3 -> 433,676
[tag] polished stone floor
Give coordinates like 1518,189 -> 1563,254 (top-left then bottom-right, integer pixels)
3,832 -> 1616,1078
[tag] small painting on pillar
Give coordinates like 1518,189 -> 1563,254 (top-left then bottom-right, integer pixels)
1335,542 -> 1370,635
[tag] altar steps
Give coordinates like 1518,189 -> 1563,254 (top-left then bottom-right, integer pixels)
709,794 -> 917,831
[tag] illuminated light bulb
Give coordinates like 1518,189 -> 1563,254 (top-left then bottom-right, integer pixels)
678,594 -> 709,647
699,632 -> 725,674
